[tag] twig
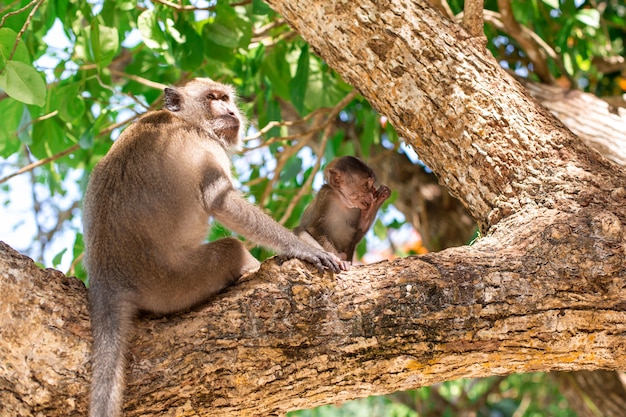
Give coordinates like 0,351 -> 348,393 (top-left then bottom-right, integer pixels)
496,0 -> 553,83
151,0 -> 214,11
252,18 -> 286,39
109,69 -> 168,91
0,112 -> 139,185
0,0 -> 33,29
8,0 -> 44,62
462,0 -> 487,46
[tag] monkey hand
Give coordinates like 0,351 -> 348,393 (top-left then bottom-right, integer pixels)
375,185 -> 391,202
282,244 -> 344,273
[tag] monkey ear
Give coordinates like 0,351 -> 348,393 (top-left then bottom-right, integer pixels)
164,87 -> 182,112
327,169 -> 343,188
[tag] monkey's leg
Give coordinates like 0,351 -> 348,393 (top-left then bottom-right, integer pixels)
88,283 -> 136,417
140,237 -> 260,313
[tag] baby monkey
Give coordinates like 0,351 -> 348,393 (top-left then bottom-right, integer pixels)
295,156 -> 391,269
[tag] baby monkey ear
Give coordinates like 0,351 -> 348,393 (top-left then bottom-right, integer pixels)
164,87 -> 182,112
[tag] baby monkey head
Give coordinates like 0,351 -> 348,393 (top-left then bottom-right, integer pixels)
325,156 -> 379,210
164,78 -> 246,151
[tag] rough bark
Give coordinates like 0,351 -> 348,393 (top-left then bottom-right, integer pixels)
521,79 -> 626,167
551,371 -> 626,417
2,0 -> 626,416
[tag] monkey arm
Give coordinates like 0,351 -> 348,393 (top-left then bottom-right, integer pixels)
206,179 -> 341,273
355,184 -> 391,240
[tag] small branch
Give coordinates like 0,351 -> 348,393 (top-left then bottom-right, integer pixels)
252,18 -> 287,39
0,0 -> 35,29
151,0 -> 215,11
7,0 -> 44,62
109,69 -> 168,91
495,0 -> 553,83
0,144 -> 80,185
462,0 -> 486,45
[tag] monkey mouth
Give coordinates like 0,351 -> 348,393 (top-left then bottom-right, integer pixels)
215,117 -> 240,140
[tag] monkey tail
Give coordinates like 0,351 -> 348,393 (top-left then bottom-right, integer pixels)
88,280 -> 136,417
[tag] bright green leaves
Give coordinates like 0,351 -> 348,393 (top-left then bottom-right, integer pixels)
202,4 -> 252,64
0,28 -> 46,106
74,19 -> 120,70
0,98 -> 24,156
89,23 -> 120,69
289,44 -> 310,115
0,61 -> 47,106
0,28 -> 29,65
138,10 -> 168,51
172,20 -> 204,70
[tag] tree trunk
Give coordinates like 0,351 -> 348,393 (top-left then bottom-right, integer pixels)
2,0 -> 625,416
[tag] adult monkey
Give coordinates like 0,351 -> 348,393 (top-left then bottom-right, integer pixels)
83,78 -> 341,417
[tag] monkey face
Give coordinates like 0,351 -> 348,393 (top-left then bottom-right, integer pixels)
341,176 -> 376,210
164,78 -> 245,150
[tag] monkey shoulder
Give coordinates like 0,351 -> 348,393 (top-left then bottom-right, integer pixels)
110,110 -> 230,175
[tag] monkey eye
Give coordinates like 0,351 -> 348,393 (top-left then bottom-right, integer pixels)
207,93 -> 217,100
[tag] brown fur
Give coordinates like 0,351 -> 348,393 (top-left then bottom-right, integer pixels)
294,156 -> 391,269
83,78 -> 340,417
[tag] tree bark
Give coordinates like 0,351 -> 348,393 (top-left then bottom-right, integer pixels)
2,0 -> 626,416
521,79 -> 626,167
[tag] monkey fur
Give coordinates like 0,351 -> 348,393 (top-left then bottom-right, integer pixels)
83,78 -> 341,417
294,156 -> 391,268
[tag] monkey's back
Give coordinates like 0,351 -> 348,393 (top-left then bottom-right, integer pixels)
83,111 -> 231,285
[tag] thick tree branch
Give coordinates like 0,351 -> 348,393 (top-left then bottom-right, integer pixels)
520,78 -> 626,167
2,192 -> 625,415
462,0 -> 486,44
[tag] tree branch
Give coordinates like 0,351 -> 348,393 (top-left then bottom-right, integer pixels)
462,0 -> 486,44
495,0 -> 553,83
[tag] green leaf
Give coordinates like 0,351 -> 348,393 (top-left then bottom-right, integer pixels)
541,0 -> 559,8
563,52 -> 574,75
0,98 -> 23,156
172,20 -> 205,70
576,9 -> 600,28
138,10 -> 168,50
280,157 -> 303,182
208,22 -> 241,48
0,28 -> 30,66
373,218 -> 387,240
0,61 -> 46,106
261,43 -> 291,99
52,248 -> 68,268
90,22 -> 119,68
30,118 -> 64,158
54,83 -> 86,123
253,0 -> 272,15
289,44 -> 309,115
